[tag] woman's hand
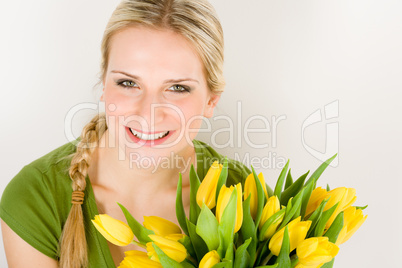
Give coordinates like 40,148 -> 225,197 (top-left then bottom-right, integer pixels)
1,219 -> 58,268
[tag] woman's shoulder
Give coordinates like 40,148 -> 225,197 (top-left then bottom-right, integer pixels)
0,141 -> 78,259
193,139 -> 251,186
1,141 -> 77,198
27,140 -> 78,175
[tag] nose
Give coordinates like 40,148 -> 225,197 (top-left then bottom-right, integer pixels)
136,91 -> 166,130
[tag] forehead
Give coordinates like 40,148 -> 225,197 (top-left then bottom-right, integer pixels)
107,26 -> 204,78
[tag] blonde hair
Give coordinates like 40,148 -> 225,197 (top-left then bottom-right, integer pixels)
59,0 -> 225,267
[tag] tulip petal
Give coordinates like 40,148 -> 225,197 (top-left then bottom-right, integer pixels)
269,217 -> 311,256
197,161 -> 222,209
119,250 -> 162,268
305,187 -> 327,216
200,250 -> 220,268
92,214 -> 134,246
259,196 -> 281,230
336,207 -> 367,245
143,216 -> 182,237
148,235 -> 187,263
296,237 -> 339,268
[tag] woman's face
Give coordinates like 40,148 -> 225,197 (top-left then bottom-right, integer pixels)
102,26 -> 219,162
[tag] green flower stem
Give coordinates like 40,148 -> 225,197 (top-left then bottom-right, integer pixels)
131,240 -> 146,249
291,255 -> 299,267
261,252 -> 274,266
255,243 -> 264,260
187,255 -> 198,266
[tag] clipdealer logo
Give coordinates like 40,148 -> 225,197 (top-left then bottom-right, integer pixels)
301,100 -> 339,167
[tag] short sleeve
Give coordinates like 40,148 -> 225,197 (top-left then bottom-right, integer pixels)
0,165 -> 62,260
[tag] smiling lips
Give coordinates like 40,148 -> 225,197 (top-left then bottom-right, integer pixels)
129,128 -> 170,141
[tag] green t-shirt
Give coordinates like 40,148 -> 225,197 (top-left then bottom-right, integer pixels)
0,139 -> 251,267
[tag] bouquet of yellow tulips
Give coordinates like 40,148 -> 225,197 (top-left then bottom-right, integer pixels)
92,154 -> 367,268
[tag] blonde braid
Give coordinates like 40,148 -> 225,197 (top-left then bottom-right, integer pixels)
59,113 -> 107,268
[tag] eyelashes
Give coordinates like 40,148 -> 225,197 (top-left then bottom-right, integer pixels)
117,80 -> 137,88
116,79 -> 191,93
169,84 -> 191,93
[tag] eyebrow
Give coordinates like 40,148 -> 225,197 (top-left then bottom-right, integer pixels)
111,70 -> 199,84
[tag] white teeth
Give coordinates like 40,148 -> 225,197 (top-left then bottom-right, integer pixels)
130,129 -> 169,140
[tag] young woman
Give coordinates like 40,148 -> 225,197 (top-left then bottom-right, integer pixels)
0,0 -> 251,267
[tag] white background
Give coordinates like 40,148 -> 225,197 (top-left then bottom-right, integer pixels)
0,0 -> 401,267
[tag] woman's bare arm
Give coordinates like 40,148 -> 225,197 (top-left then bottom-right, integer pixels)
1,219 -> 58,268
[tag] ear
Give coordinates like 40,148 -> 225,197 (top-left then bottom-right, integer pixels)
204,93 -> 221,118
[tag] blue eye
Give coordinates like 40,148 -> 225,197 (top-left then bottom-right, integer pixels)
168,84 -> 191,93
117,80 -> 138,88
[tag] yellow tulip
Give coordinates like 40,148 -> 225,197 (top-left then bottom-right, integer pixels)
199,250 -> 220,268
118,250 -> 162,268
196,161 -> 223,209
335,206 -> 367,245
143,216 -> 182,236
324,187 -> 356,229
259,196 -> 281,230
244,172 -> 269,219
305,187 -> 327,216
146,234 -> 187,263
295,237 -> 339,268
216,183 -> 243,233
91,214 -> 134,246
268,217 -> 312,256
164,233 -> 186,241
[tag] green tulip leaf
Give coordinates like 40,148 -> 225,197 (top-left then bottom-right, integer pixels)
274,160 -> 290,201
179,235 -> 196,261
355,205 -> 368,210
259,208 -> 286,241
196,204 -> 220,251
217,188 -> 237,258
284,169 -> 293,190
291,188 -> 304,221
189,164 -> 201,224
275,226 -> 291,268
212,260 -> 232,268
300,178 -> 316,219
286,197 -> 293,213
216,157 -> 228,202
255,239 -> 270,266
224,241 -> 234,264
240,196 -> 257,263
321,258 -> 335,268
305,154 -> 337,187
278,189 -> 304,230
280,171 -> 309,205
324,211 -> 344,243
117,203 -> 153,244
176,174 -> 189,235
251,165 -> 265,228
186,218 -> 209,262
314,202 -> 339,237
306,198 -> 329,238
326,184 -> 331,191
234,238 -> 252,268
152,243 -> 193,268
254,265 -> 278,268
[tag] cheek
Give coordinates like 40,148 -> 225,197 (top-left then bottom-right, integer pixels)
180,99 -> 207,130
104,90 -> 130,117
